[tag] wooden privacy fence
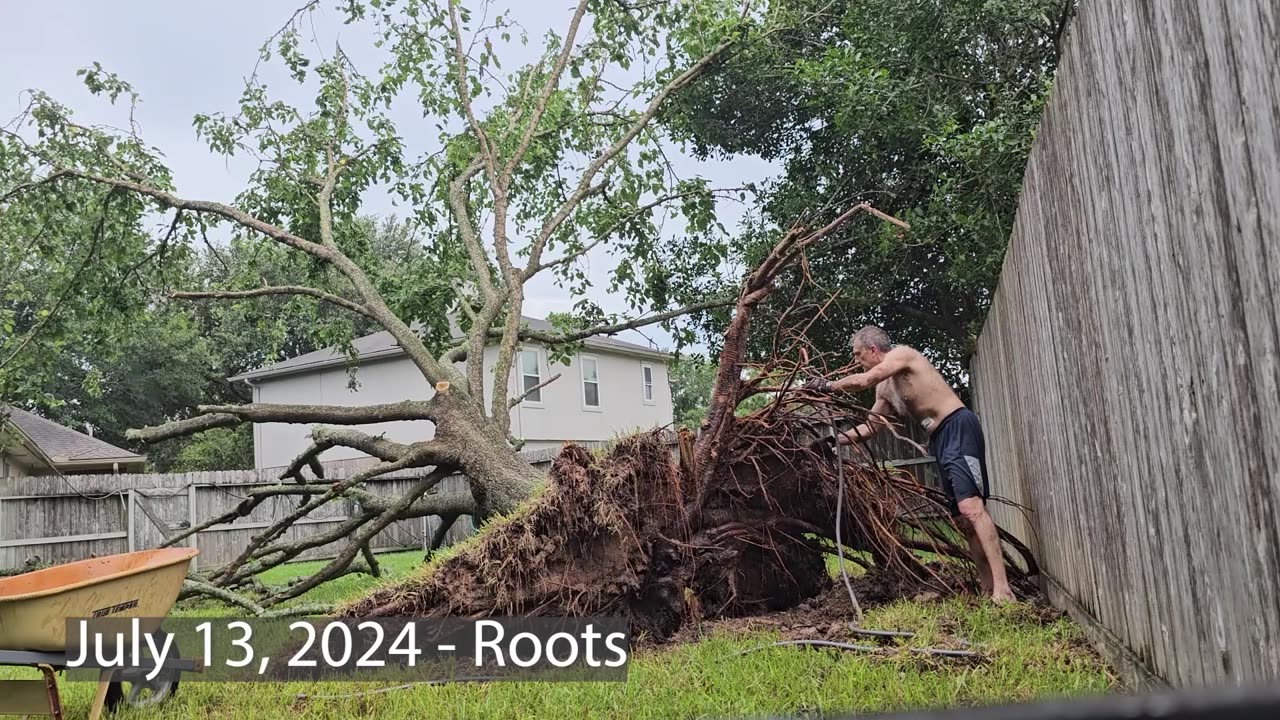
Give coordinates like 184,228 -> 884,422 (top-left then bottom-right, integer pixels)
0,468 -> 472,572
970,0 -> 1280,689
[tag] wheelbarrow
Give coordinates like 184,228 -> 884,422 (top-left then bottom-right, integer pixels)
0,548 -> 203,720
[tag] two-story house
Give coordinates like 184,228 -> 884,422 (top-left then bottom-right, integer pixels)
230,316 -> 675,470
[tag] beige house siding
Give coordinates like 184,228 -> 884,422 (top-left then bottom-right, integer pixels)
510,348 -> 672,445
250,344 -> 673,470
0,452 -> 31,478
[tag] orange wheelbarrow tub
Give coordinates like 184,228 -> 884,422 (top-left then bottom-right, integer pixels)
0,548 -> 202,719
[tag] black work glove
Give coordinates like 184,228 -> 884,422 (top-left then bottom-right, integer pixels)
803,376 -> 834,393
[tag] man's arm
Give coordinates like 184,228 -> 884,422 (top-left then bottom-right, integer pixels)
833,346 -> 914,393
840,393 -> 893,445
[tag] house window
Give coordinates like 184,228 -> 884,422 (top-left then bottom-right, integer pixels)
642,363 -> 655,404
520,349 -> 543,404
581,356 -> 601,409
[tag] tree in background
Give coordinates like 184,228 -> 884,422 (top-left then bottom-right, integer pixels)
669,353 -> 773,430
12,214 -> 421,471
669,355 -> 716,429
666,0 -> 1076,388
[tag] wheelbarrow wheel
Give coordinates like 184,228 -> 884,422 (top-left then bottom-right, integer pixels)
104,642 -> 182,712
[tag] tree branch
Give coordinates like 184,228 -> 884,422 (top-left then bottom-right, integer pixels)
233,514 -> 373,581
0,169 -> 71,205
523,37 -> 740,275
501,0 -> 591,184
447,156 -> 498,303
425,514 -> 462,558
0,187 -> 110,374
128,413 -> 243,444
509,372 -> 561,408
279,442 -> 332,483
171,286 -> 373,319
523,186 -> 749,280
518,296 -> 736,347
262,471 -> 466,606
440,293 -> 737,364
448,2 -> 500,185
127,400 -> 439,444
316,65 -> 349,250
181,578 -> 265,615
212,457 -> 453,584
439,343 -> 470,365
25,168 -> 328,257
15,164 -> 457,389
358,489 -> 475,518
309,425 -> 423,461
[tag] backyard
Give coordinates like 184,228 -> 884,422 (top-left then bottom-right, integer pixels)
3,551 -> 1115,719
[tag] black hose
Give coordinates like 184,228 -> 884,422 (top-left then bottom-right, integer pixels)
732,639 -> 980,659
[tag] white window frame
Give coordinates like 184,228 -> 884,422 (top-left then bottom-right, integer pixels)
580,354 -> 602,411
641,363 -> 656,405
518,347 -> 545,407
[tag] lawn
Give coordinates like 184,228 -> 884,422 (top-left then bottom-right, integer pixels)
5,550 -> 1117,719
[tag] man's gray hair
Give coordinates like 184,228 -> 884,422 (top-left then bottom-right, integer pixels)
851,325 -> 892,352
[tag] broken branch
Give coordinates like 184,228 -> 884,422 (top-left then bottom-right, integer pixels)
172,286 -> 373,319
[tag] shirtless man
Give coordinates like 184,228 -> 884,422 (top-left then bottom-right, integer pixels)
807,325 -> 1015,603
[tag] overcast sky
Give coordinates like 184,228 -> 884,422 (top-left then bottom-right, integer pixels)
0,0 -> 779,354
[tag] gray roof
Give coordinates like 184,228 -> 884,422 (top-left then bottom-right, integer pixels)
229,315 -> 670,383
2,405 -> 146,465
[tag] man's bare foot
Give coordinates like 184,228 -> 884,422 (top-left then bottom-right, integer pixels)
991,588 -> 1016,605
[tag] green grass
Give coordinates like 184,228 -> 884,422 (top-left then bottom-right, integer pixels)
3,550 -> 1116,719
172,551 -> 427,617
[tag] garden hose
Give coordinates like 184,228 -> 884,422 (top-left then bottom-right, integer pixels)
831,421 -> 864,624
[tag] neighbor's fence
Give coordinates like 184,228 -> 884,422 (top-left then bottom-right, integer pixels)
0,467 -> 470,572
970,0 -> 1280,688
864,422 -> 939,491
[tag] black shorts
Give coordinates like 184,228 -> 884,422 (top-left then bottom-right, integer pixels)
928,408 -> 989,516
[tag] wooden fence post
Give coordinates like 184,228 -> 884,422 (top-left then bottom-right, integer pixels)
126,488 -> 135,552
188,483 -> 199,572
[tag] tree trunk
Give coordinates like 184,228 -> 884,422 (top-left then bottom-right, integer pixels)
431,382 -> 543,517
458,440 -> 545,517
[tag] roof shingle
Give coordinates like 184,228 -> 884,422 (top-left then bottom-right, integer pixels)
2,406 -> 145,464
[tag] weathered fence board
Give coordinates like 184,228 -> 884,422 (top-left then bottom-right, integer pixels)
3,464 -> 499,571
970,0 -> 1280,688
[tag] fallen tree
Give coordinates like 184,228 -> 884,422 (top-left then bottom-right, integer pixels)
172,202 -> 963,615
340,209 -> 1039,640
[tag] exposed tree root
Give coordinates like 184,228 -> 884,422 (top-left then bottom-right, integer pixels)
340,418 -> 1030,642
